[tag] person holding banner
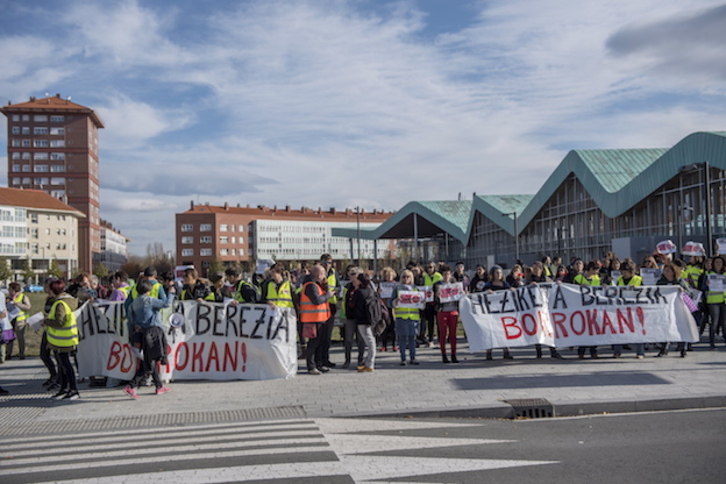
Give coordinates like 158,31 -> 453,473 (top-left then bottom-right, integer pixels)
391,270 -> 421,366
122,279 -> 176,399
613,260 -> 645,358
434,266 -> 461,363
701,256 -> 726,350
469,264 -> 488,293
483,265 -> 513,360
6,282 -> 31,360
575,260 -> 602,359
225,267 -> 258,304
527,262 -> 562,359
656,263 -> 691,357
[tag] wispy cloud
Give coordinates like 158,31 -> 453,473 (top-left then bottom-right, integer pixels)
1,0 -> 723,254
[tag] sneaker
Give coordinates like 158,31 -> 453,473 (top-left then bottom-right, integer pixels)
155,386 -> 171,395
356,365 -> 366,371
308,368 -> 321,375
409,359 -> 420,365
122,386 -> 139,400
42,378 -> 56,387
317,366 -> 330,373
0,387 -> 9,396
636,355 -> 644,359
400,360 -> 406,366
358,366 -> 374,372
62,391 -> 80,400
50,389 -> 68,400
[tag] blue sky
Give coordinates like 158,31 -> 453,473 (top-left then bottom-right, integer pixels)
1,0 -> 724,255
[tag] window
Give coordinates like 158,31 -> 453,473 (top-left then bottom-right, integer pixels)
22,126 -> 30,135
220,248 -> 228,256
12,165 -> 20,172
11,153 -> 19,160
181,249 -> 193,257
34,139 -> 49,148
50,140 -> 65,147
200,224 -> 212,232
50,177 -> 65,185
56,228 -> 67,236
181,236 -> 193,244
239,248 -> 244,255
22,177 -> 31,185
200,248 -> 212,256
238,236 -> 244,244
30,228 -> 39,238
239,225 -> 245,232
220,224 -> 228,231
51,164 -> 65,172
11,127 -> 19,134
36,177 -> 49,185
50,153 -> 65,160
50,127 -> 64,135
50,190 -> 66,198
34,152 -> 49,160
12,115 -> 19,121
200,236 -> 212,244
231,249 -> 236,255
181,224 -> 193,232
34,164 -> 49,172
34,127 -> 49,135
22,152 -> 30,159
12,178 -> 20,185
22,165 -> 31,172
22,115 -> 29,121
220,236 -> 228,244
50,115 -> 65,122
34,115 -> 48,122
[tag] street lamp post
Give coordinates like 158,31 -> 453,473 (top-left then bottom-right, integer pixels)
502,212 -> 519,263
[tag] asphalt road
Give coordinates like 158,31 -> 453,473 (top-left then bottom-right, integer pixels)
1,408 -> 724,483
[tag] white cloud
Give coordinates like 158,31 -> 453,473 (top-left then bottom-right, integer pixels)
96,94 -> 194,149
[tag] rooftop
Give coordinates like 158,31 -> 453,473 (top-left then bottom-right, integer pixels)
1,94 -> 104,128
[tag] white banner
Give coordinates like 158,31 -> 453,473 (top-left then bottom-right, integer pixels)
460,284 -> 699,352
437,282 -> 464,303
396,290 -> 426,309
76,301 -> 297,381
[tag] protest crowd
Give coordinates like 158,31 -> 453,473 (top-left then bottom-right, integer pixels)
0,240 -> 723,397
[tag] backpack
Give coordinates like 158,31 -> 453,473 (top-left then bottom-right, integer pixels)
366,289 -> 389,337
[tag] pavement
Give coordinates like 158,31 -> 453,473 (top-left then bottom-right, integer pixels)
1,337 -> 726,434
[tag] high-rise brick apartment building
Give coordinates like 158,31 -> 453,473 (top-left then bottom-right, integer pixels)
1,94 -> 104,271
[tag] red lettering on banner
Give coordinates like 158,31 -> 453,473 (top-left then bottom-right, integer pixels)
192,342 -> 205,371
571,311 -> 586,335
617,308 -> 634,334
106,341 -> 134,372
502,316 -> 522,340
601,311 -> 616,334
206,342 -> 220,372
586,309 -> 602,335
636,306 -> 646,334
223,341 -> 238,371
552,312 -> 568,338
176,342 -> 189,371
522,313 -> 538,336
539,310 -> 553,338
241,342 -> 247,372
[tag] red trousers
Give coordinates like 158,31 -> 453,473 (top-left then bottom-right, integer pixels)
437,311 -> 459,356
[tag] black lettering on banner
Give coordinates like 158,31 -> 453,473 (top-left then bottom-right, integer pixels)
515,287 -> 532,311
239,306 -> 251,338
212,304 -> 227,336
195,304 -> 212,335
551,284 -> 567,309
249,306 -> 266,339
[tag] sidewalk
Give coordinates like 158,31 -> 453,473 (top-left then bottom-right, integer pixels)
2,339 -> 725,432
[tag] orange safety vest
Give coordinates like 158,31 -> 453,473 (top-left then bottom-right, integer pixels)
299,281 -> 331,323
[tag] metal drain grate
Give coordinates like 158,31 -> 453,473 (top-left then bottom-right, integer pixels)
0,405 -> 307,436
504,398 -> 555,419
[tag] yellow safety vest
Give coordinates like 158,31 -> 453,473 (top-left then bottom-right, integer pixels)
684,265 -> 704,289
326,269 -> 339,304
234,280 -> 256,303
393,286 -> 421,321
46,299 -> 79,348
12,293 -> 28,322
424,272 -> 442,287
617,275 -> 643,286
705,271 -> 725,305
266,280 -> 294,308
131,281 -> 162,300
573,274 -> 601,286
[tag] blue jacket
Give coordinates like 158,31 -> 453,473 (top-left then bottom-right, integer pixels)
128,292 -> 175,331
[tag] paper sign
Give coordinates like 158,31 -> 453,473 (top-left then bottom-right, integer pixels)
379,282 -> 395,299
396,290 -> 426,309
640,268 -> 662,286
707,274 -> 726,292
682,241 -> 705,257
416,286 -> 434,303
438,283 -> 464,303
27,312 -> 45,331
656,240 -> 677,254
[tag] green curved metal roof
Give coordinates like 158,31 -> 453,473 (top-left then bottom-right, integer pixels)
518,131 -> 726,231
331,200 -> 472,242
332,131 -> 726,242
